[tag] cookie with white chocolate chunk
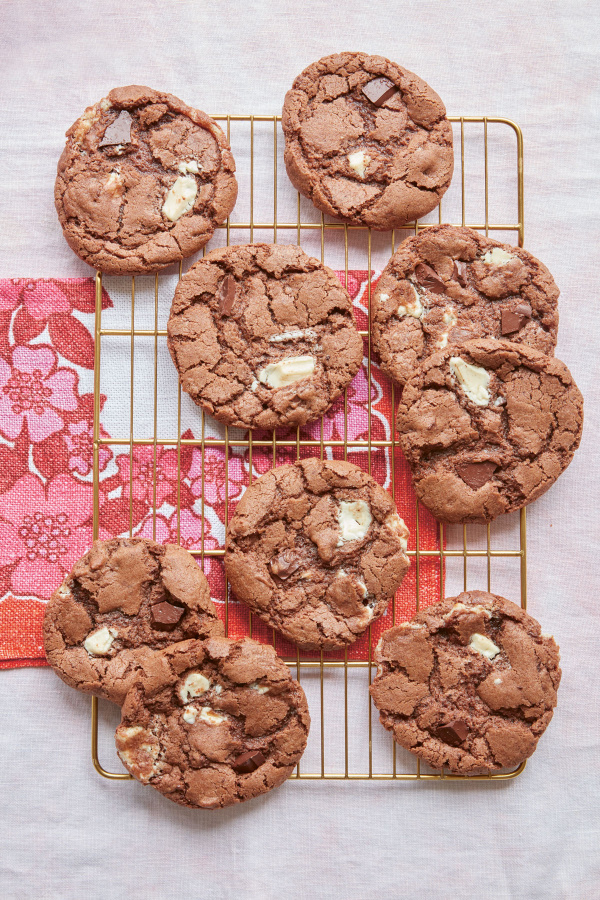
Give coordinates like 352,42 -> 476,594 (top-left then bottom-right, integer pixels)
167,243 -> 363,429
115,636 -> 310,808
282,52 -> 453,228
372,225 -> 559,387
224,459 -> 410,651
55,85 -> 237,274
43,538 -> 223,705
370,591 -> 561,774
396,339 -> 583,523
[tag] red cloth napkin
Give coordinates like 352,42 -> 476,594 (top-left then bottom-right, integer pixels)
0,274 -> 442,668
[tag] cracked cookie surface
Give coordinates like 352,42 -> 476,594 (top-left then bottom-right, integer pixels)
55,85 -> 237,274
372,225 -> 559,386
224,459 -> 410,651
167,243 -> 363,429
396,339 -> 583,523
370,590 -> 561,774
115,636 -> 310,808
282,52 -> 453,228
43,538 -> 223,705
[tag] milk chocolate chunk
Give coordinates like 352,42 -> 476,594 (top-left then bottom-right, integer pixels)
151,600 -> 185,627
453,260 -> 468,287
501,302 -> 532,335
415,263 -> 446,294
361,76 -> 398,107
99,110 -> 133,147
232,750 -> 267,774
218,275 -> 237,316
455,461 -> 498,490
269,550 -> 302,580
434,719 -> 469,747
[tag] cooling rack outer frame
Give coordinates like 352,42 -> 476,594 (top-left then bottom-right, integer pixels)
90,114 -> 527,783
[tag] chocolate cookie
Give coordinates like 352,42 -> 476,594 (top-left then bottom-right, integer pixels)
370,591 -> 561,774
55,85 -> 237,274
372,225 -> 560,386
396,339 -> 583,523
43,538 -> 223,705
167,243 -> 363,429
115,636 -> 310,808
224,459 -> 410,651
282,52 -> 453,228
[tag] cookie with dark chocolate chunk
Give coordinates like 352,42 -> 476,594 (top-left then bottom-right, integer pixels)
370,591 -> 561,774
396,339 -> 583,523
224,458 -> 410,651
43,538 -> 223,704
167,243 -> 363,429
372,225 -> 559,386
282,52 -> 453,228
115,636 -> 310,808
55,85 -> 237,274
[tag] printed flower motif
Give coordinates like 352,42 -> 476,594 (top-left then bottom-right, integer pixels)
64,420 -> 112,476
304,364 -> 370,443
0,473 -> 94,599
115,446 -> 180,507
0,345 -> 79,443
188,447 -> 245,507
0,280 -> 71,319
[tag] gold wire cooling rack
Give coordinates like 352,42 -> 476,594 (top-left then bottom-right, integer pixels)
90,115 -> 526,782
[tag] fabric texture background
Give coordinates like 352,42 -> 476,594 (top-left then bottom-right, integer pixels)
0,1 -> 599,898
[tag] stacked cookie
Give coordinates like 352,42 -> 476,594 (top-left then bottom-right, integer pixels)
48,53 -> 577,780
43,538 -> 310,809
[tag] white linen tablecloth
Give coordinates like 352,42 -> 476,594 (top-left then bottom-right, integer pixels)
0,1 -> 599,897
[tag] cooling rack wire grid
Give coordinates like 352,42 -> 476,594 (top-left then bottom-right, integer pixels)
90,115 -> 526,781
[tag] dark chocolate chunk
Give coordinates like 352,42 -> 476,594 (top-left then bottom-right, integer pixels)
414,263 -> 446,295
453,260 -> 468,288
99,110 -> 133,148
232,750 -> 267,774
361,77 -> 398,107
151,600 -> 185,627
269,550 -> 302,580
455,461 -> 498,491
218,275 -> 237,316
434,719 -> 469,747
501,302 -> 532,335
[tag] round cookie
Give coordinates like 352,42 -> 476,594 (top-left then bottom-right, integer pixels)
369,590 -> 561,774
372,225 -> 560,386
224,458 -> 410,651
396,339 -> 583,523
55,85 -> 238,274
115,636 -> 310,808
167,243 -> 363,429
43,538 -> 223,705
282,52 -> 453,228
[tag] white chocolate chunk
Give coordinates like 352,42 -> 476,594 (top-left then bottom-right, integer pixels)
337,499 -> 372,545
250,379 -> 259,392
378,293 -> 389,302
104,170 -> 124,197
449,356 -> 491,407
162,175 -> 197,221
397,285 -> 424,319
347,150 -> 371,179
182,707 -> 198,724
257,355 -> 316,389
179,672 -> 211,703
384,512 -> 409,550
469,633 -> 501,659
178,159 -> 201,174
356,577 -> 369,599
198,707 -> 226,725
443,308 -> 458,326
493,677 -> 503,685
269,329 -> 317,342
84,626 -> 118,656
250,683 -> 270,694
481,247 -> 514,266
448,602 -> 491,618
213,684 -> 223,694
